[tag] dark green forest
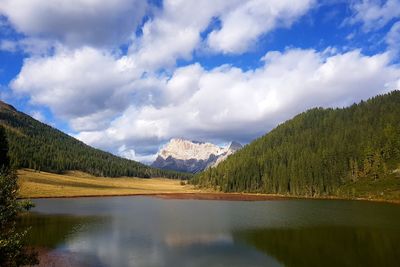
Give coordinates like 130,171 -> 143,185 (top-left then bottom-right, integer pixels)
0,101 -> 189,179
193,91 -> 400,198
234,226 -> 400,267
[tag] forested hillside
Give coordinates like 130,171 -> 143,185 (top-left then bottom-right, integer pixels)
0,101 -> 189,179
193,91 -> 400,199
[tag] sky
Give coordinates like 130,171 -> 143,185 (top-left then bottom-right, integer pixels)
0,0 -> 399,164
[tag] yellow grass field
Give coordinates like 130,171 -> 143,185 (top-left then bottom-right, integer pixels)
17,169 -> 400,203
18,169 -> 200,198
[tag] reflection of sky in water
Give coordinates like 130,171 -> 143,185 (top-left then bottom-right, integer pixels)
27,197 -> 400,267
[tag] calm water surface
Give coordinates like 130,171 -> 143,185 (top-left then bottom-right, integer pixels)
20,197 -> 400,267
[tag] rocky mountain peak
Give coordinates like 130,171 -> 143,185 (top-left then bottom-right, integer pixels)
159,138 -> 225,161
228,141 -> 243,151
152,138 -> 242,173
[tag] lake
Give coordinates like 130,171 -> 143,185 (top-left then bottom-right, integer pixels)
20,197 -> 400,267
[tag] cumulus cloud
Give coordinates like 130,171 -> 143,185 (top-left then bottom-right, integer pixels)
0,0 -> 147,48
128,0 -> 316,68
118,145 -> 157,164
5,1 -> 400,162
75,49 -> 400,157
207,0 -> 315,54
349,0 -> 400,31
1,0 -> 316,60
11,47 -> 140,130
9,0 -> 319,132
0,38 -> 55,55
128,0 -> 239,69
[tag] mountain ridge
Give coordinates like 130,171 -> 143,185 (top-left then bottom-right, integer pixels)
0,101 -> 189,179
152,138 -> 242,173
192,91 -> 400,200
0,101 -> 17,112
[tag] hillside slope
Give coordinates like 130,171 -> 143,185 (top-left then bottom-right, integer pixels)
193,91 -> 400,199
0,101 -> 188,179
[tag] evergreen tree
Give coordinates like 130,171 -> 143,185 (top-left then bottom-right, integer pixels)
193,91 -> 400,197
0,126 -> 38,266
0,102 -> 190,180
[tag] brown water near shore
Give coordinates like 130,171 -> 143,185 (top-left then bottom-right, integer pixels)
153,192 -> 289,201
23,192 -> 288,201
27,248 -> 89,267
22,192 -> 400,205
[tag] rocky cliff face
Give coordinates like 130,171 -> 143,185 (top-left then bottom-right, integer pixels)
151,138 -> 242,173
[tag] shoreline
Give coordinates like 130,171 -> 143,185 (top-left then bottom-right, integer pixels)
17,169 -> 399,205
18,192 -> 400,204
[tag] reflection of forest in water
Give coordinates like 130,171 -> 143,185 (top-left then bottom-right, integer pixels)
234,226 -> 400,267
20,213 -> 400,267
18,213 -> 105,248
18,197 -> 400,267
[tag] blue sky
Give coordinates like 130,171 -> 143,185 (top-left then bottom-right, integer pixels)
0,0 -> 399,163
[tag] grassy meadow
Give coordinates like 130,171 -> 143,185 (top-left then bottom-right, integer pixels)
17,168 -> 400,203
336,172 -> 400,202
18,169 -> 199,198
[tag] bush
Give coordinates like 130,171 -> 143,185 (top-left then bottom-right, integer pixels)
0,126 -> 38,266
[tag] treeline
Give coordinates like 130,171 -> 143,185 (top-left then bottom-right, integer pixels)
192,91 -> 400,196
0,102 -> 190,179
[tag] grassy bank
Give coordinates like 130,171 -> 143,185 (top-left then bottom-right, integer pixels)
335,172 -> 400,202
17,169 -> 400,204
18,169 -> 199,198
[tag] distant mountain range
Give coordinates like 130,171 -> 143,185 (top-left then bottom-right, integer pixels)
152,138 -> 242,173
0,101 -> 189,179
2,90 -> 399,201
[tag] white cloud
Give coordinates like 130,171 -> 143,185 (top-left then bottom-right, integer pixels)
349,0 -> 400,31
128,0 -> 315,68
118,145 -> 157,164
69,110 -> 119,132
0,85 -> 13,102
0,0 -> 147,48
30,110 -> 46,122
11,47 -> 139,130
1,0 -> 316,62
128,0 -> 239,69
0,38 -> 55,55
5,1 -> 400,162
207,0 -> 315,54
75,49 -> 400,157
8,0 -> 319,136
0,39 -> 17,52
386,21 -> 400,55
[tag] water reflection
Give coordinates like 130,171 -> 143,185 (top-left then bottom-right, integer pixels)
18,213 -> 104,249
234,226 -> 400,267
19,197 -> 400,267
